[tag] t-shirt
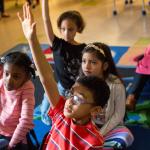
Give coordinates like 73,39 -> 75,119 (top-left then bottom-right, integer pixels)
43,96 -> 104,150
52,36 -> 86,89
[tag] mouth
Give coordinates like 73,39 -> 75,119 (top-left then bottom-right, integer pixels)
64,107 -> 72,113
84,71 -> 92,75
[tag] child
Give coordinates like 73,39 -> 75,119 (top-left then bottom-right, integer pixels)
0,51 -> 35,149
79,43 -> 134,149
18,3 -> 110,149
126,46 -> 150,110
40,0 -> 86,125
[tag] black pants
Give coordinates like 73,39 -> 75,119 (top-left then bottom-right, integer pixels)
0,134 -> 28,150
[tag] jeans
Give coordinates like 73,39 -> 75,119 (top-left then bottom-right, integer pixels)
0,135 -> 10,149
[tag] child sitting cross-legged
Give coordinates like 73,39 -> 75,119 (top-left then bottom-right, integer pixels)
18,3 -> 110,149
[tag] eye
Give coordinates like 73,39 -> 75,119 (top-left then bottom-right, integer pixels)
82,59 -> 86,64
60,28 -> 65,32
13,75 -> 20,80
3,71 -> 9,77
91,61 -> 97,64
73,95 -> 81,105
68,28 -> 74,32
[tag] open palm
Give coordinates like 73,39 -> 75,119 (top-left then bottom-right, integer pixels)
18,3 -> 36,40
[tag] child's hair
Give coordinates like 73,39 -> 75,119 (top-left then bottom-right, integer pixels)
76,76 -> 110,108
57,10 -> 85,33
0,51 -> 35,78
79,42 -> 120,79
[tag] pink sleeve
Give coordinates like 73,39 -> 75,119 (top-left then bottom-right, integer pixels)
9,82 -> 35,147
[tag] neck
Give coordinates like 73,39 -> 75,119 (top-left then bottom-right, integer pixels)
68,40 -> 79,45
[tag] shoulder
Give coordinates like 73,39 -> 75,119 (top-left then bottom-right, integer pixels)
19,80 -> 35,97
21,80 -> 34,89
107,74 -> 122,84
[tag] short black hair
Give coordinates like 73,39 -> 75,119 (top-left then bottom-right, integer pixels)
76,76 -> 110,108
0,51 -> 35,78
57,10 -> 85,33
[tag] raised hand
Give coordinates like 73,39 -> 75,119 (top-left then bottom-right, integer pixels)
17,3 -> 36,41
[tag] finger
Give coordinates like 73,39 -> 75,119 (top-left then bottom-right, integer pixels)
17,12 -> 23,22
28,4 -> 32,19
23,3 -> 27,19
32,22 -> 36,30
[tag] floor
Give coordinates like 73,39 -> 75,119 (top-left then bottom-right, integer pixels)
1,0 -> 150,55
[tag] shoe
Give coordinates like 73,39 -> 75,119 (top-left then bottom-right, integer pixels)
1,13 -> 10,18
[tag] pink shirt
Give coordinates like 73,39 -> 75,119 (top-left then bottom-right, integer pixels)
136,46 -> 150,75
0,79 -> 35,147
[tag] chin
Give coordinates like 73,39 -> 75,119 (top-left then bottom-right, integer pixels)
64,111 -> 73,118
84,73 -> 91,76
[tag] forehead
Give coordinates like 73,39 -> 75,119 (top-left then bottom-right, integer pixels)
82,52 -> 100,60
3,63 -> 24,73
61,19 -> 77,28
72,82 -> 94,102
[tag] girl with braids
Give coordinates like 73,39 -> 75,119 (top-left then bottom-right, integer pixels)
0,51 -> 36,149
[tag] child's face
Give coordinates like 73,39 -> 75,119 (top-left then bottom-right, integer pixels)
60,19 -> 78,43
82,52 -> 105,78
64,82 -> 95,122
3,63 -> 28,91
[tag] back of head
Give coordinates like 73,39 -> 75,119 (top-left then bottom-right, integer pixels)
0,51 -> 35,78
57,10 -> 85,33
76,76 -> 110,108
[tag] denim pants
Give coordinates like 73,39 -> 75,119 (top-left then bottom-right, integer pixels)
0,135 -> 10,149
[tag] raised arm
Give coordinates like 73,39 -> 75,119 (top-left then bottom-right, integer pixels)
42,0 -> 55,47
18,3 -> 59,108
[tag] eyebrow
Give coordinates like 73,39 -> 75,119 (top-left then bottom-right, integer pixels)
72,87 -> 87,99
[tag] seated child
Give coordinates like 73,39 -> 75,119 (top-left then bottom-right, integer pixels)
18,3 -> 110,149
0,51 -> 35,149
79,42 -> 134,149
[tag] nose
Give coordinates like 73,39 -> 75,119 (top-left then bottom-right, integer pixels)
84,62 -> 91,70
68,97 -> 74,105
7,75 -> 13,86
64,29 -> 70,38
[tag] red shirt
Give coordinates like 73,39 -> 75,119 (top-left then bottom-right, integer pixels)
43,96 -> 104,150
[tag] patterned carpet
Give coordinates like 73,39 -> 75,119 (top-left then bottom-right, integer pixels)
5,43 -> 150,149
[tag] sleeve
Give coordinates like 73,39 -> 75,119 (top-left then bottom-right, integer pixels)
48,96 -> 65,121
51,36 -> 61,51
9,82 -> 35,147
100,82 -> 126,136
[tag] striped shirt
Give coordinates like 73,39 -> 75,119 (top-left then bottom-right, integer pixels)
0,79 -> 35,147
44,96 -> 104,150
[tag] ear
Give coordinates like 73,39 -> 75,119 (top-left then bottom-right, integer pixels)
103,62 -> 108,71
90,106 -> 102,116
